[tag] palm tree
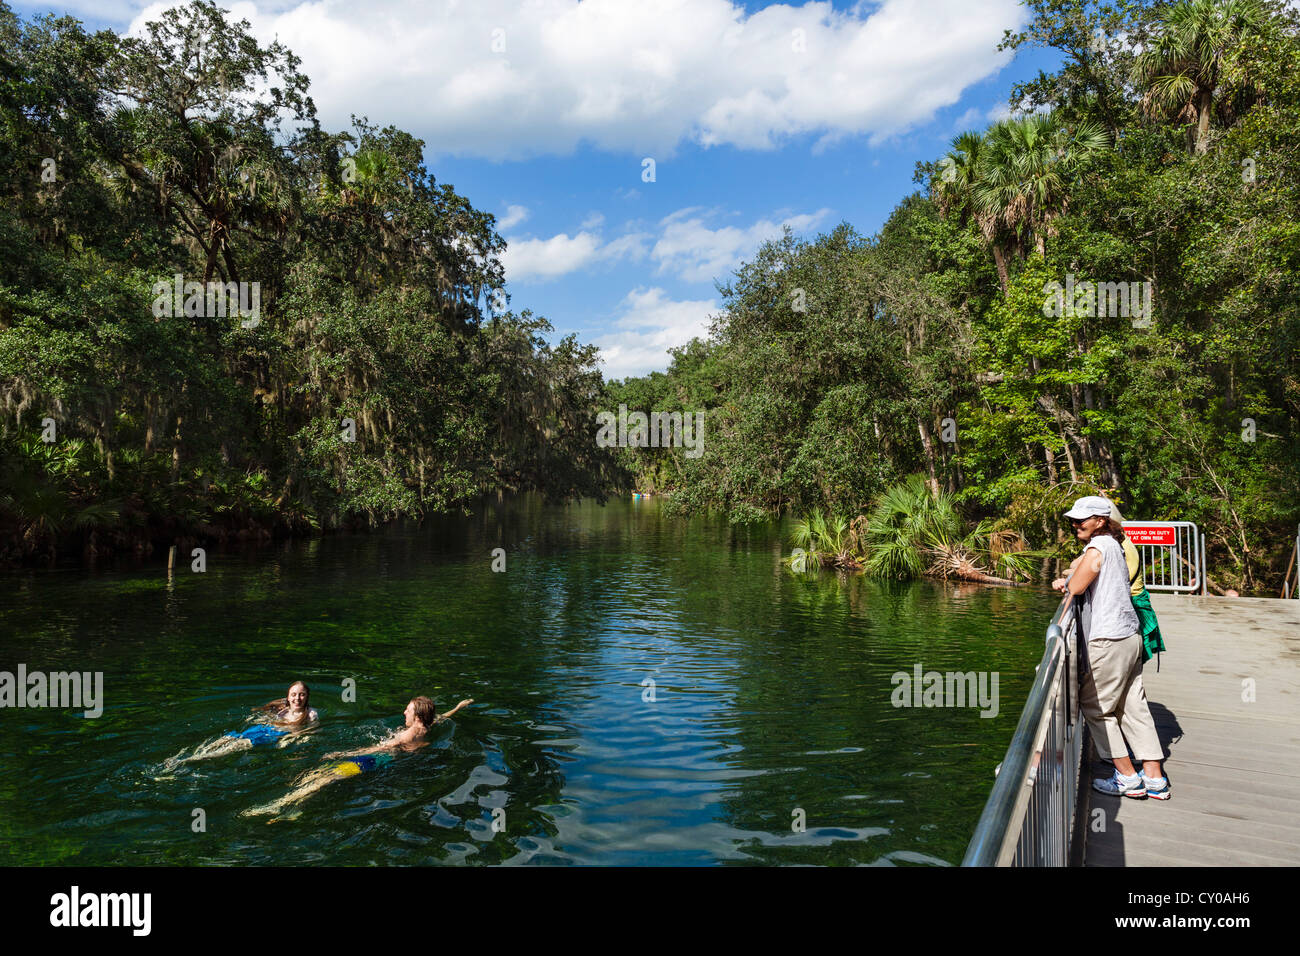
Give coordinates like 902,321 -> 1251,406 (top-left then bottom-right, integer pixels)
860,477 -> 933,579
0,478 -> 122,561
784,479 -> 1048,584
339,148 -> 402,207
861,475 -> 1044,583
788,510 -> 861,571
974,114 -> 1111,265
937,129 -> 1017,294
935,130 -> 985,225
1133,0 -> 1269,155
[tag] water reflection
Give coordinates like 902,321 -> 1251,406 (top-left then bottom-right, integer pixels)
0,495 -> 1059,865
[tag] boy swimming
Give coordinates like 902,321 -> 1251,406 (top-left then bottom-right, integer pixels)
242,696 -> 472,818
187,681 -> 319,760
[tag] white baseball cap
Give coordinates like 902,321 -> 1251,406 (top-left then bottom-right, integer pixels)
1063,495 -> 1114,520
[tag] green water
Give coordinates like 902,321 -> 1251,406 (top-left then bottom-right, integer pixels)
0,496 -> 1059,865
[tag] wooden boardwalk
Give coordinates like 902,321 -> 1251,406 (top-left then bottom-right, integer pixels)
1084,594 -> 1300,866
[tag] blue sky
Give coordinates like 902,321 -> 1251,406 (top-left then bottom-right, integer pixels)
16,0 -> 1063,379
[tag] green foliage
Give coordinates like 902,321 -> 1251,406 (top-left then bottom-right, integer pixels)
785,475 -> 1045,583
1133,0 -> 1272,154
787,509 -> 857,571
609,0 -> 1300,592
0,1 -> 617,564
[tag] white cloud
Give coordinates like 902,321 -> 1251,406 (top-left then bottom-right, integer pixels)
951,106 -> 984,132
600,231 -> 654,262
499,227 -> 652,281
500,230 -> 605,281
949,101 -> 1013,135
580,211 -> 605,230
986,101 -> 1014,124
498,204 -> 530,230
501,206 -> 829,284
23,0 -> 144,21
594,287 -> 717,379
651,207 -> 832,283
124,0 -> 1026,159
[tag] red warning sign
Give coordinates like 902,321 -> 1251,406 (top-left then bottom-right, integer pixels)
1125,526 -> 1177,546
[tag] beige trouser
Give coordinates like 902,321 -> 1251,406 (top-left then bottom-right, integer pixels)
1079,631 -> 1164,763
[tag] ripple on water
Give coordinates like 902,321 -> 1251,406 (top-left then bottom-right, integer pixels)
0,498 -> 1057,866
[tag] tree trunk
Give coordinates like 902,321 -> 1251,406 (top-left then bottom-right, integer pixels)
1081,384 -> 1120,488
1059,422 -> 1078,482
203,221 -> 221,285
1194,86 -> 1214,155
918,418 -> 940,499
1069,383 -> 1093,467
171,416 -> 182,482
171,383 -> 187,482
992,243 -> 1010,296
1028,354 -> 1059,484
934,567 -> 1020,586
1091,390 -> 1122,490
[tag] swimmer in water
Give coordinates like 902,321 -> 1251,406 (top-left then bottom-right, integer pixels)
242,696 -> 472,818
187,681 -> 319,760
260,681 -> 319,725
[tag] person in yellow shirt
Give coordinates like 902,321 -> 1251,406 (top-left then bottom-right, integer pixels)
1119,517 -> 1145,597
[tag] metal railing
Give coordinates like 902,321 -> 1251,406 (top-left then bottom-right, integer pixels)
1121,521 -> 1206,595
1283,524 -> 1300,599
962,589 -> 1085,866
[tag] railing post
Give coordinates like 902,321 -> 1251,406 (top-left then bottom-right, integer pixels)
1202,533 -> 1208,596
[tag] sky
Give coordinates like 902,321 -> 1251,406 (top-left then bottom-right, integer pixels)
14,0 -> 1064,380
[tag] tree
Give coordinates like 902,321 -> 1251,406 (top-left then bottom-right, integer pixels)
974,114 -> 1111,261
938,129 -> 1017,294
0,0 -> 622,564
1134,0 -> 1270,154
998,0 -> 1144,136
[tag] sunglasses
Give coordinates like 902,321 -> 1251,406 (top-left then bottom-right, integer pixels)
1068,516 -> 1100,526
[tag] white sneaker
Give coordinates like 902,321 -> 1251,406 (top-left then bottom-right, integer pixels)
1139,770 -> 1171,800
1092,769 -> 1147,798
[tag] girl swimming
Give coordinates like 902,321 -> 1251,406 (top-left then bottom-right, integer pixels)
242,696 -> 472,818
260,681 -> 319,725
187,681 -> 319,760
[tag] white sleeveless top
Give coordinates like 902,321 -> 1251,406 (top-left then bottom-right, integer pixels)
1080,535 -> 1140,640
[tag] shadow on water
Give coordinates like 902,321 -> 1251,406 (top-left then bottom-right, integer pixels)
0,495 -> 1060,865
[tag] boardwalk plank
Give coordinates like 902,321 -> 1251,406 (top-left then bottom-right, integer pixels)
1083,595 -> 1300,868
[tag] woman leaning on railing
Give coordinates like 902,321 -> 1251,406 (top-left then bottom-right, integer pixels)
1051,497 -> 1170,801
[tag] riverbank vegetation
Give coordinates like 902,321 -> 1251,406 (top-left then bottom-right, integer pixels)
787,475 -> 1048,584
606,0 -> 1300,594
4,0 -> 1298,594
0,1 -> 618,565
